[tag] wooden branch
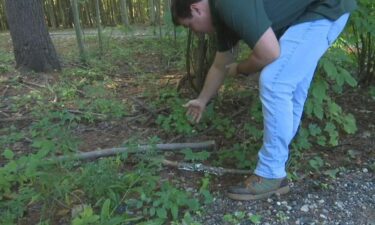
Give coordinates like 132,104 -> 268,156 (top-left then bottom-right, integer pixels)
0,116 -> 32,122
1,85 -> 9,98
67,109 -> 106,118
54,140 -> 216,161
162,159 -> 250,175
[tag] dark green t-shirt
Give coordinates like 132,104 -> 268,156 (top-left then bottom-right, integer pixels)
209,0 -> 357,51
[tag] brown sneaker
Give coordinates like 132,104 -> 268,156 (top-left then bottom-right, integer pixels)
227,174 -> 290,201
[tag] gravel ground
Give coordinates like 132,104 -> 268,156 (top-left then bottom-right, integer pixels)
197,162 -> 375,225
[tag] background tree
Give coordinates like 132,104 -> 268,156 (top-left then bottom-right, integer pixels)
4,0 -> 61,72
71,0 -> 86,62
120,0 -> 130,26
95,0 -> 103,55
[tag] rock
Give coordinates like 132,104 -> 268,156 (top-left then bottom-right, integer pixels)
300,204 -> 309,212
335,201 -> 344,209
362,168 -> 368,173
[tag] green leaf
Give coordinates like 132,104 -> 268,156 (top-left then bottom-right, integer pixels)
322,60 -> 338,79
182,149 -> 210,162
327,101 -> 342,117
324,122 -> 339,146
156,208 -> 167,219
323,168 -> 340,179
340,68 -> 357,87
311,78 -> 328,103
308,124 -> 321,136
249,214 -> 262,224
316,135 -> 327,146
149,207 -> 156,217
313,103 -> 324,120
100,199 -> 111,220
341,113 -> 357,134
309,156 -> 324,171
171,205 -> 179,220
3,149 -> 14,160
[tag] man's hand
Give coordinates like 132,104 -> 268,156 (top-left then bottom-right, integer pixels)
225,62 -> 239,77
183,99 -> 206,123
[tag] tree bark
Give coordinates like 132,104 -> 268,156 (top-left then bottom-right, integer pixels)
119,0 -> 129,26
95,0 -> 103,55
54,141 -> 216,161
4,0 -> 61,72
57,0 -> 67,28
148,0 -> 155,25
46,0 -> 57,29
71,0 -> 86,62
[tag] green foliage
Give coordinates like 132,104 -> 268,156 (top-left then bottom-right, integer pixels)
0,51 -> 14,73
29,109 -> 80,155
182,149 -> 211,162
155,89 -> 194,135
223,211 -> 262,224
199,175 -> 213,204
346,0 -> 375,86
217,143 -> 259,169
308,156 -> 325,172
72,206 -> 100,225
147,182 -> 200,221
290,46 -> 359,176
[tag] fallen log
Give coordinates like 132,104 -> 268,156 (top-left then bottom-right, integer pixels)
54,140 -> 216,162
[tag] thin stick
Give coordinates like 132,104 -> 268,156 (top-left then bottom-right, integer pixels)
54,140 -> 216,161
0,117 -> 32,122
162,159 -> 250,175
1,85 -> 9,98
20,80 -> 46,89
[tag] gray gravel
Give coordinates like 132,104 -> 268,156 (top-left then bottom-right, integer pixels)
197,165 -> 375,225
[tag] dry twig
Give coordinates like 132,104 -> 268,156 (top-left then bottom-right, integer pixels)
162,159 -> 250,175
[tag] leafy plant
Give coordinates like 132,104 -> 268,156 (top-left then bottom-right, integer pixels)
147,182 -> 200,221
182,149 -> 210,162
309,156 -> 325,172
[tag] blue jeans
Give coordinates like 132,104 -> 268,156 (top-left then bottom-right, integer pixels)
254,13 -> 350,179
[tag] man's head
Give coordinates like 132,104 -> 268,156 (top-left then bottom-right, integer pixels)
171,0 -> 214,33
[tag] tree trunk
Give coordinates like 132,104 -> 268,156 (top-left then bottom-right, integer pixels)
148,0 -> 155,25
57,0 -> 66,28
95,0 -> 103,55
71,0 -> 86,62
84,1 -> 93,27
119,0 -> 129,26
46,0 -> 57,29
111,0 -> 118,25
0,2 -> 7,30
4,0 -> 61,72
128,0 -> 134,23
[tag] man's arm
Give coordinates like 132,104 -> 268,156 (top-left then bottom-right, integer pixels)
236,27 -> 280,75
197,51 -> 234,104
184,50 -> 233,123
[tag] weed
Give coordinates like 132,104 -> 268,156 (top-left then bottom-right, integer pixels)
223,211 -> 262,224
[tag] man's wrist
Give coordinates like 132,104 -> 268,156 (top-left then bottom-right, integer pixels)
197,96 -> 209,106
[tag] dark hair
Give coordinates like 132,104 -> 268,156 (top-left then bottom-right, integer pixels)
171,0 -> 202,26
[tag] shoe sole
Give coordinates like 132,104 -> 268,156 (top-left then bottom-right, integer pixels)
227,185 -> 290,201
